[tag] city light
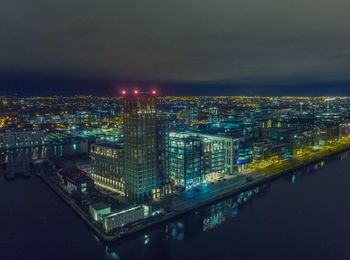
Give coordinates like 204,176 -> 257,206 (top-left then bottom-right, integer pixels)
3,94 -> 350,244
2,0 -> 349,254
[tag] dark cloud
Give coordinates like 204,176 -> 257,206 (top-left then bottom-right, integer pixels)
0,0 -> 349,92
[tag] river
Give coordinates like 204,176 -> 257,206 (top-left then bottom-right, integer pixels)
1,150 -> 350,259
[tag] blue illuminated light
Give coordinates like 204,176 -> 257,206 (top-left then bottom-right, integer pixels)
232,209 -> 239,217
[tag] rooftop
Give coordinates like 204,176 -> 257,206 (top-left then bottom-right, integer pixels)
90,202 -> 110,211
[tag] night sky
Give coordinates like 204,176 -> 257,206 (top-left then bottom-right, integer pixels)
0,0 -> 349,96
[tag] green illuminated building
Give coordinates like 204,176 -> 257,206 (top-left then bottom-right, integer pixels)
123,91 -> 170,202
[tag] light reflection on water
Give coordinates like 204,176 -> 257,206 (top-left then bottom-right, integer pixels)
2,148 -> 350,259
108,150 -> 350,259
107,184 -> 272,256
340,150 -> 350,160
0,143 -> 81,163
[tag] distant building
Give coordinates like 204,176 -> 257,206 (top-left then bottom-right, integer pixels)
252,139 -> 272,161
0,129 -> 46,149
208,107 -> 220,124
269,128 -> 316,157
176,106 -> 197,127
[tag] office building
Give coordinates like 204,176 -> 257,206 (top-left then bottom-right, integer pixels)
169,132 -> 203,190
90,143 -> 125,193
122,90 -> 170,202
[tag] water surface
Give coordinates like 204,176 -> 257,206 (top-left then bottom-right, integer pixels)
1,151 -> 350,260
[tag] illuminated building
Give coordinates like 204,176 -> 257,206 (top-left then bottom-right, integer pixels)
208,107 -> 220,124
194,133 -> 243,175
236,139 -> 254,172
103,206 -> 146,233
176,106 -> 197,127
169,132 -> 203,189
89,202 -> 111,222
170,131 -> 248,181
0,129 -> 47,149
202,137 -> 225,178
122,90 -> 170,202
185,106 -> 197,127
252,139 -> 272,161
156,113 -> 172,196
90,143 -> 125,193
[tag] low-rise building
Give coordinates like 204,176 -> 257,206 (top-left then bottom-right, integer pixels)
89,202 -> 112,222
193,132 -> 243,175
103,206 -> 145,233
57,168 -> 95,195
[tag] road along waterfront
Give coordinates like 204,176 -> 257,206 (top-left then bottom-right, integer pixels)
3,147 -> 350,259
38,140 -> 350,242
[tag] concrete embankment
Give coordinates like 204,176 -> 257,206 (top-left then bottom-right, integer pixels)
40,144 -> 350,242
38,174 -> 119,242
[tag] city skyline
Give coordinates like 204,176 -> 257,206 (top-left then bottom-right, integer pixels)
2,92 -> 350,259
2,1 -> 350,259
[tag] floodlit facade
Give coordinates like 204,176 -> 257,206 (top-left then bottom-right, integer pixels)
90,143 -> 125,193
202,137 -> 225,178
103,206 -> 145,233
156,113 -> 171,196
194,133 -> 243,175
169,131 -> 250,188
169,132 -> 203,189
123,91 -> 170,202
89,202 -> 112,222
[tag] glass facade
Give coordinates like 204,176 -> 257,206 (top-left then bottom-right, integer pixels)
123,93 -> 170,202
123,94 -> 158,201
169,133 -> 203,189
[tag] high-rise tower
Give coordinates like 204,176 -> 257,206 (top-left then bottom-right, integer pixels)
122,90 -> 170,202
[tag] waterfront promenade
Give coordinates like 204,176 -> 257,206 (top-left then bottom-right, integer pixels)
39,138 -> 350,242
125,139 -> 350,239
152,137 -> 350,210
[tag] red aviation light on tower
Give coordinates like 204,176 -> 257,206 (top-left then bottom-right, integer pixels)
121,90 -> 127,95
134,90 -> 139,95
152,90 -> 157,95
